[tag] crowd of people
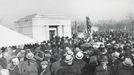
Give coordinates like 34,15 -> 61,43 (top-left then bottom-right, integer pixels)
0,31 -> 134,75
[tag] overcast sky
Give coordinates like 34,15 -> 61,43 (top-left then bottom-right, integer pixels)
0,0 -> 134,27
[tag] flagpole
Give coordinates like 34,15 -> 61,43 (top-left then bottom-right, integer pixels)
86,16 -> 93,42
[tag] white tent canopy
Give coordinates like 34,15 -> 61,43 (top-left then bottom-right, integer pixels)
0,25 -> 37,47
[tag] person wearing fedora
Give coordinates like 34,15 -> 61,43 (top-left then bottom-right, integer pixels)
74,52 -> 86,75
109,51 -> 122,75
56,55 -> 81,75
117,58 -> 133,75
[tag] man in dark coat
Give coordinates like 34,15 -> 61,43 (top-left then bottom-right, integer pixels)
56,55 -> 81,75
117,58 -> 133,75
95,55 -> 110,75
74,52 -> 86,75
87,56 -> 98,75
50,51 -> 67,75
0,51 -> 7,69
109,52 -> 122,75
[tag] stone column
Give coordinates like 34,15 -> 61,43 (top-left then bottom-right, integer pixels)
44,25 -> 49,41
62,25 -> 64,36
63,25 -> 71,38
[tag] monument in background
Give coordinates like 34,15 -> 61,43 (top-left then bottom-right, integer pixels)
14,14 -> 71,41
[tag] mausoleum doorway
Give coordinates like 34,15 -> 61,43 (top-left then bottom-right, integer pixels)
49,26 -> 58,40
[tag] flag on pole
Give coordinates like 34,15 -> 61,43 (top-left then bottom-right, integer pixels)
86,16 -> 91,36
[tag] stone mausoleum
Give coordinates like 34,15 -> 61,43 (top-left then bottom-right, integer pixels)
14,14 -> 71,41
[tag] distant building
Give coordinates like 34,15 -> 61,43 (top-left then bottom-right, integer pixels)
14,14 -> 71,41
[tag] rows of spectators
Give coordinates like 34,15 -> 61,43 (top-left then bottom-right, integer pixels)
0,31 -> 134,75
